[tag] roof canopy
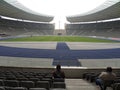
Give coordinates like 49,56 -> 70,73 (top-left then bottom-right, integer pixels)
0,0 -> 119,23
0,0 -> 54,22
66,0 -> 120,23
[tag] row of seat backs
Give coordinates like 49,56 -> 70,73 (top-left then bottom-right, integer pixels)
0,71 -> 52,80
83,72 -> 120,90
0,86 -> 46,90
0,79 -> 66,90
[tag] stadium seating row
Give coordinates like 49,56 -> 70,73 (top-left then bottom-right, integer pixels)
0,71 -> 66,90
0,18 -> 54,36
82,72 -> 120,90
65,20 -> 120,38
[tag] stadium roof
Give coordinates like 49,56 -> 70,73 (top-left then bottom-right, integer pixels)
66,0 -> 120,23
0,0 -> 54,22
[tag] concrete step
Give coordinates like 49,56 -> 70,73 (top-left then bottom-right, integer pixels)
65,79 -> 113,90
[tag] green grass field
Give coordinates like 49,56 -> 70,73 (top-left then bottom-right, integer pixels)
1,36 -> 118,43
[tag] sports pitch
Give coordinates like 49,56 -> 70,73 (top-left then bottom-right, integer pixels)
1,36 -> 119,43
0,36 -> 120,67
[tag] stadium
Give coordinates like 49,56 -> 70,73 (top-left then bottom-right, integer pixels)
0,0 -> 120,90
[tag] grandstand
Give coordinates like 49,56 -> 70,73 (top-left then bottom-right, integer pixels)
0,0 -> 120,90
65,20 -> 120,38
0,18 -> 54,36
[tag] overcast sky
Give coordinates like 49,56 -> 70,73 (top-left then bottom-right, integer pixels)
17,0 -> 107,29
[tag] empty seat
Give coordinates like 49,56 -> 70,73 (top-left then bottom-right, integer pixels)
35,76 -> 43,80
19,81 -> 35,89
4,80 -> 19,87
29,88 -> 47,90
41,78 -> 52,87
15,75 -> 25,78
5,87 -> 14,90
0,77 -> 6,80
0,80 -> 4,86
5,87 -> 27,90
36,81 -> 50,90
29,78 -> 40,83
113,83 -> 120,90
0,87 -> 5,90
6,75 -> 16,80
44,74 -> 53,79
53,78 -> 65,82
53,82 -> 66,88
11,87 -> 27,90
114,79 -> 120,83
103,80 -> 114,90
17,78 -> 28,81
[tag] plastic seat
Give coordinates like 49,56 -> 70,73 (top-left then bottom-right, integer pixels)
103,80 -> 114,90
15,75 -> 25,78
19,81 -> 35,89
0,77 -> 6,80
17,78 -> 28,81
53,78 -> 65,82
0,87 -> 5,90
35,76 -> 43,80
36,81 -> 50,90
11,87 -> 27,90
29,88 -> 47,90
6,75 -> 16,80
4,80 -> 19,87
5,87 -> 27,90
53,82 -> 66,88
0,80 -> 4,86
29,78 -> 40,83
113,83 -> 120,90
41,78 -> 52,87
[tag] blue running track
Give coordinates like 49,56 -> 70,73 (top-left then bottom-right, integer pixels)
0,42 -> 120,66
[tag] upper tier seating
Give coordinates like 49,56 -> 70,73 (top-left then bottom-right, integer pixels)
65,20 -> 120,38
0,18 -> 54,36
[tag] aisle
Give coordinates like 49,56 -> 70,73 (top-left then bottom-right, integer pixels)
65,79 -> 99,90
